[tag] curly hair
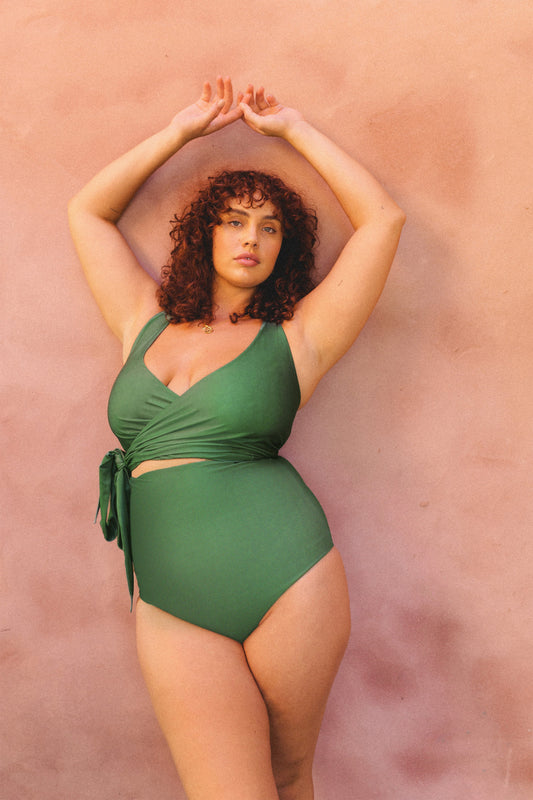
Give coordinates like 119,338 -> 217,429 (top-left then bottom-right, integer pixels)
157,170 -> 318,325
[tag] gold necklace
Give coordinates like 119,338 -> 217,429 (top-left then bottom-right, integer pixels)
198,322 -> 214,334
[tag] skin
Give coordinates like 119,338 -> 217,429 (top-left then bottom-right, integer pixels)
68,75 -> 405,799
211,198 -> 284,295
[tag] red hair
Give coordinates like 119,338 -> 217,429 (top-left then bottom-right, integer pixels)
157,170 -> 317,324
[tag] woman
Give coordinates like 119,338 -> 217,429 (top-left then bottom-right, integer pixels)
68,76 -> 405,800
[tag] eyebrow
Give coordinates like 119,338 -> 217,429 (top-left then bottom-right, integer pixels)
222,206 -> 281,222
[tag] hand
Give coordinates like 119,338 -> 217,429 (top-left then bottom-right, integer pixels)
169,77 -> 244,142
238,86 -> 304,138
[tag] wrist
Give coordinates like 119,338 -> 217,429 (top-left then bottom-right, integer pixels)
161,122 -> 192,151
282,118 -> 314,146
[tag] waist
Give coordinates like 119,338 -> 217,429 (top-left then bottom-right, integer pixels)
132,457 -> 207,478
119,439 -> 281,472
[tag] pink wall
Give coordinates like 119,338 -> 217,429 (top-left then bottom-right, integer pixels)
2,2 -> 532,798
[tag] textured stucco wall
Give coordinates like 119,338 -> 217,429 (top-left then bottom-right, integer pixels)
2,2 -> 532,798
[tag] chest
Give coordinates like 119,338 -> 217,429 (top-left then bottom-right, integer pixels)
108,319 -> 301,451
144,320 -> 264,396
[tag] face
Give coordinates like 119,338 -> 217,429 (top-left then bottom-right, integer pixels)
211,197 -> 283,294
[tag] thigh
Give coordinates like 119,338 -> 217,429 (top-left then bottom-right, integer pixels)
135,599 -> 279,800
244,548 -> 351,783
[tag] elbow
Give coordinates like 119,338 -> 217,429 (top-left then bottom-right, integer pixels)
377,205 -> 406,250
67,193 -> 103,228
67,193 -> 118,226
67,193 -> 83,224
383,205 -> 406,242
67,188 -> 84,210
396,207 -> 407,228
386,203 -> 406,229
396,207 -> 407,227
358,203 -> 406,233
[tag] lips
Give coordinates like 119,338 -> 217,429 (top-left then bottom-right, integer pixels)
234,252 -> 260,266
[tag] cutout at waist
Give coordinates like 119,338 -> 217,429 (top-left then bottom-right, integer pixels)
132,458 -> 207,478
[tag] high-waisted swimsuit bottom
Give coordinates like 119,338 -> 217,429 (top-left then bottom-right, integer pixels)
97,312 -> 333,642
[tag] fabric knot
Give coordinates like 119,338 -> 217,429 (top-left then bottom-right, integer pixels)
96,448 -> 134,608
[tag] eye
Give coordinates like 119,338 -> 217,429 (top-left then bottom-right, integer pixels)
263,226 -> 278,234
228,219 -> 242,227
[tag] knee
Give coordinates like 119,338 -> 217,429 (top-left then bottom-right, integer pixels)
273,756 -> 313,800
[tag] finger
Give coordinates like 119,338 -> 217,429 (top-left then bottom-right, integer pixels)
266,93 -> 278,106
240,87 -> 254,106
222,75 -> 233,114
256,86 -> 269,111
215,75 -> 225,101
239,103 -> 264,134
200,81 -> 212,103
239,101 -> 259,123
237,85 -> 253,115
242,83 -> 254,107
206,97 -> 225,123
224,105 -> 245,124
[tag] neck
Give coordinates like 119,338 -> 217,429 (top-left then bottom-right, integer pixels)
211,283 -> 255,321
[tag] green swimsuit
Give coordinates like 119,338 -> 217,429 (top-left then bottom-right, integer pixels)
98,312 -> 333,642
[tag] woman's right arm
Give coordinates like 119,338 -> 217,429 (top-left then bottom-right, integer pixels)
68,77 -> 242,349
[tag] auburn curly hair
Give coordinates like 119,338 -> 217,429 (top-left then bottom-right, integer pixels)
157,170 -> 318,324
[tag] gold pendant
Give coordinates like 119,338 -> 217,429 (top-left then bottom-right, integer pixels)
200,323 -> 214,334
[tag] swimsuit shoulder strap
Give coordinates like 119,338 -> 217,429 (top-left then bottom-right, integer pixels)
127,312 -> 169,360
246,321 -> 301,406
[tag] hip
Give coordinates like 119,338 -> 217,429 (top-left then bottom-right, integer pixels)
129,456 -> 331,535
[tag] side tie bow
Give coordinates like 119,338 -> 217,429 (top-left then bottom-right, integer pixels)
96,448 -> 134,608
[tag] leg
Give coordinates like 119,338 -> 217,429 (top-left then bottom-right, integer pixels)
135,599 -> 279,800
244,548 -> 351,800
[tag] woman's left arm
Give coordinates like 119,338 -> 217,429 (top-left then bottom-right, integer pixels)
240,90 -> 406,374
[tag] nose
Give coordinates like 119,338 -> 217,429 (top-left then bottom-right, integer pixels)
243,225 -> 258,248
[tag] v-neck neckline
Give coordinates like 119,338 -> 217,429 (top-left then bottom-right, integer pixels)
142,319 -> 267,399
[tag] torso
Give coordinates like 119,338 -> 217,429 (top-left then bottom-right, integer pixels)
125,309 -> 321,478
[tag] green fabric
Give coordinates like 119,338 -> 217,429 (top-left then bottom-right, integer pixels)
130,458 -> 333,642
97,449 -> 133,605
97,312 -> 302,608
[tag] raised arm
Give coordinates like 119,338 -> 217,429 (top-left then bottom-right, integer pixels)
68,77 -> 243,350
240,88 -> 405,378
